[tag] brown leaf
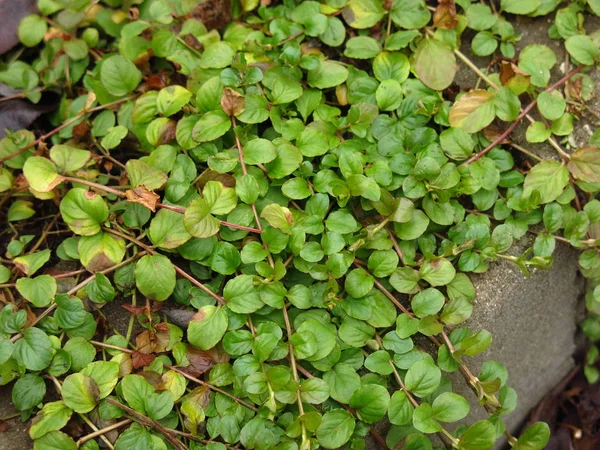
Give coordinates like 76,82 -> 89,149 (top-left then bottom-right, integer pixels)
122,304 -> 147,315
132,351 -> 156,369
196,169 -> 236,189
181,344 -> 228,377
499,62 -> 530,93
433,0 -> 458,30
0,420 -> 8,432
145,72 -> 169,90
189,0 -> 231,30
136,330 -> 158,354
125,186 -> 160,212
568,146 -> 600,183
221,88 -> 245,116
565,76 -> 583,101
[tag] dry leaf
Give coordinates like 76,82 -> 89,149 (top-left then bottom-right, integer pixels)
125,186 -> 160,212
433,0 -> 458,30
221,87 -> 245,116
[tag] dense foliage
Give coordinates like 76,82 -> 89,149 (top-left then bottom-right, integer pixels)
0,0 -> 600,449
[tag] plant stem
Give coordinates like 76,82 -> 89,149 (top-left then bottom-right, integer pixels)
282,304 -> 308,447
353,260 -> 413,316
60,176 -> 262,234
461,65 -> 582,166
48,375 -> 115,449
76,419 -> 132,446
165,364 -> 258,412
106,398 -> 189,450
10,252 -> 145,342
0,97 -> 134,165
103,227 -> 225,305
232,116 -> 263,233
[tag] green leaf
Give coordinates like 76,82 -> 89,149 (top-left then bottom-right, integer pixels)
135,254 -> 176,301
388,391 -> 414,426
30,401 -> 73,440
50,145 -> 91,173
365,350 -> 394,375
15,275 -> 57,309
61,373 -> 100,413
60,188 -> 109,236
79,232 -> 126,272
432,392 -> 470,422
101,126 -> 128,150
565,35 -> 599,66
307,60 -> 349,89
33,431 -> 77,450
538,91 -> 565,121
345,36 -> 382,59
126,160 -> 168,190
80,361 -> 119,399
449,90 -> 496,133
515,422 -> 550,450
184,198 -> 221,238
345,268 -> 374,298
261,204 -> 293,233
459,420 -> 496,450
224,275 -> 263,313
405,359 -> 441,398
157,86 -> 192,117
420,258 -> 456,286
501,0 -> 541,14
349,384 -> 390,423
199,42 -> 236,69
342,0 -> 385,29
300,378 -> 330,404
522,160 -> 569,203
413,403 -> 442,433
244,139 -> 277,165
114,424 -> 153,450
14,327 -> 53,371
414,39 -> 457,90
101,55 -> 142,97
122,375 -> 153,413
23,157 -> 63,192
19,15 -> 47,47
316,409 -> 355,449
412,288 -> 445,318
193,111 -> 232,143
12,373 -> 46,411
323,364 -> 361,404
188,306 -> 228,350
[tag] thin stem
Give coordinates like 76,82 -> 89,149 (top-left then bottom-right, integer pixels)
232,116 -> 263,233
353,261 -> 413,316
508,142 -> 544,162
48,376 -> 114,449
282,304 -> 307,446
10,252 -> 145,342
60,177 -> 261,234
0,97 -> 133,165
461,65 -> 582,166
165,364 -> 258,412
104,227 -> 226,304
0,87 -> 45,103
76,419 -> 132,446
106,398 -> 188,450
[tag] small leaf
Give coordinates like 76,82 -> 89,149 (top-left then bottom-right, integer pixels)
414,39 -> 457,90
188,306 -> 228,350
23,157 -> 63,192
568,146 -> 600,183
135,254 -> 176,301
449,90 -> 496,133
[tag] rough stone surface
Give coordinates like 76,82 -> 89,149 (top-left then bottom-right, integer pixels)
452,241 -> 584,447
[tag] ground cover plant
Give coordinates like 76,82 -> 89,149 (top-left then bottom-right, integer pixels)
0,0 -> 599,449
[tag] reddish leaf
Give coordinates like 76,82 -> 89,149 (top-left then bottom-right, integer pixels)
132,351 -> 156,369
